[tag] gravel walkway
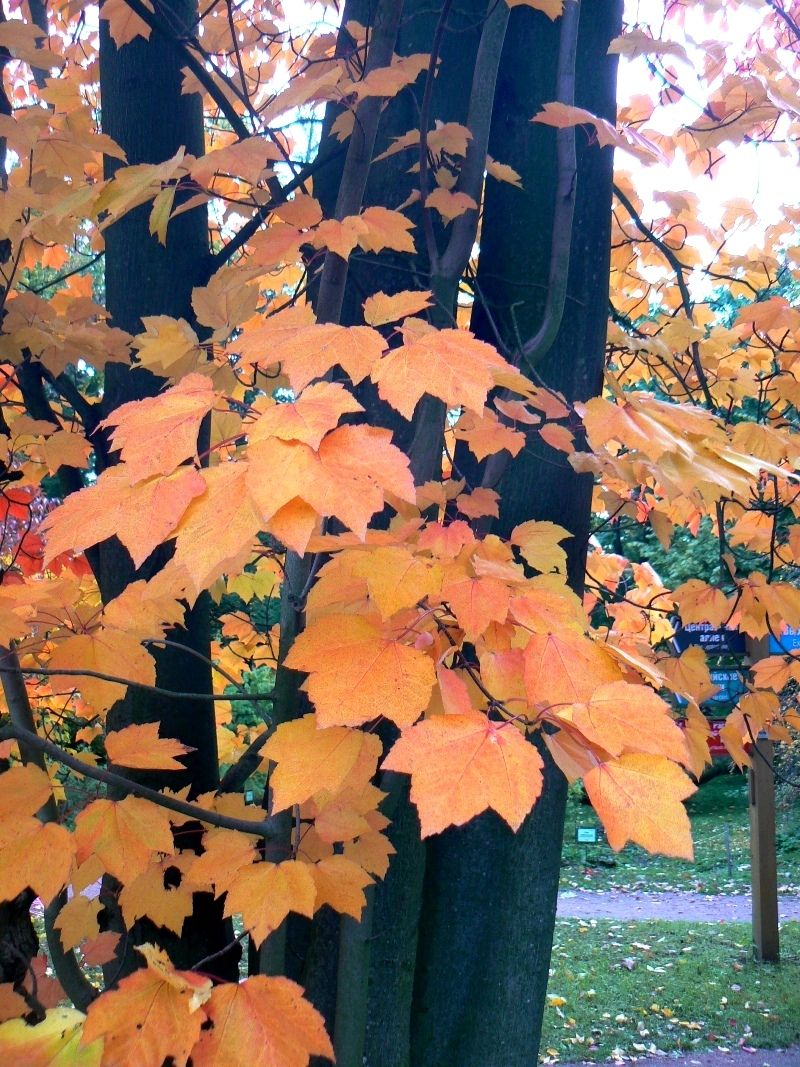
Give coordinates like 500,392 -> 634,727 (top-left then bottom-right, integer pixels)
557,890 -> 800,924
556,1047 -> 800,1067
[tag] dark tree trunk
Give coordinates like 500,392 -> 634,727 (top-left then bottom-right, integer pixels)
300,7 -> 488,1063
96,0 -> 237,980
409,6 -> 623,1066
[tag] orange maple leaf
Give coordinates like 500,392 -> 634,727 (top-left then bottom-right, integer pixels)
382,711 -> 544,836
584,754 -> 696,859
285,613 -> 436,728
74,796 -> 175,882
362,289 -> 433,326
81,944 -> 211,1067
371,329 -> 515,419
100,373 -> 214,484
191,976 -> 333,1067
224,860 -> 316,946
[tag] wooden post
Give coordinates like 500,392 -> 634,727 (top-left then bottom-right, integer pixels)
745,636 -> 780,963
749,732 -> 780,962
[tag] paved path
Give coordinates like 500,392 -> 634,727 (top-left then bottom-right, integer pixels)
556,1047 -> 800,1066
557,890 -> 800,923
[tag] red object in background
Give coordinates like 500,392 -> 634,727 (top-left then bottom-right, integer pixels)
677,717 -> 728,758
707,720 -> 727,757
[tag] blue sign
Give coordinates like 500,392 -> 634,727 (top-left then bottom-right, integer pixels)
673,622 -> 745,656
707,668 -> 747,706
768,626 -> 800,654
674,668 -> 746,708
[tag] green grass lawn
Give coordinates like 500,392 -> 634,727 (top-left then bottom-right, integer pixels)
541,919 -> 800,1063
561,773 -> 800,895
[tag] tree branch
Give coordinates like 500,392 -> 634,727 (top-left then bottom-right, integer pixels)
439,0 -> 509,282
613,182 -> 716,410
0,661 -> 274,703
314,0 -> 405,325
519,0 -> 579,369
0,724 -> 284,838
0,644 -> 98,1010
121,0 -> 251,142
418,0 -> 454,273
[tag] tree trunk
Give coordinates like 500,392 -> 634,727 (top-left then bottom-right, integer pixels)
96,0 -> 237,980
409,5 -> 623,1065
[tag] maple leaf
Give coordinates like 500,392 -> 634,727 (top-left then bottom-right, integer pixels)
74,796 -> 175,882
441,572 -> 511,641
236,319 -> 385,391
565,681 -> 689,765
105,723 -> 194,771
172,462 -> 263,592
285,613 -> 436,728
54,894 -> 101,952
0,1007 -> 102,1067
383,712 -> 543,836
130,316 -> 202,379
672,579 -> 732,627
260,715 -> 382,812
511,520 -> 571,575
425,188 -> 478,222
81,944 -> 212,1067
184,828 -> 258,895
310,855 -> 373,917
273,194 -> 323,229
371,329 -> 515,419
584,754 -> 696,859
506,0 -> 564,17
41,465 -> 207,570
248,382 -> 363,450
47,629 -> 156,712
523,630 -> 623,709
0,764 -> 55,820
362,289 -> 433,327
453,408 -> 525,461
661,646 -> 719,704
682,701 -> 713,779
102,0 -> 152,45
224,861 -> 316,946
119,859 -> 194,935
0,820 -> 75,906
247,425 -> 416,549
191,976 -> 333,1067
351,545 -> 442,619
100,373 -> 215,484
358,206 -> 416,253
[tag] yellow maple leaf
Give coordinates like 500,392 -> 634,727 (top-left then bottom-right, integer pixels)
260,715 -> 382,813
0,1007 -> 101,1067
105,723 -> 193,772
224,861 -> 316,946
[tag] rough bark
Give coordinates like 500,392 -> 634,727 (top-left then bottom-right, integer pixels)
96,0 -> 237,980
305,6 -> 489,1063
409,5 -> 623,1066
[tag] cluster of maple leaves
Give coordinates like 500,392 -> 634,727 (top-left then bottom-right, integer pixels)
1,0 -> 800,1062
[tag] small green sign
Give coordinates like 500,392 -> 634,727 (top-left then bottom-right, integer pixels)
576,826 -> 599,844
